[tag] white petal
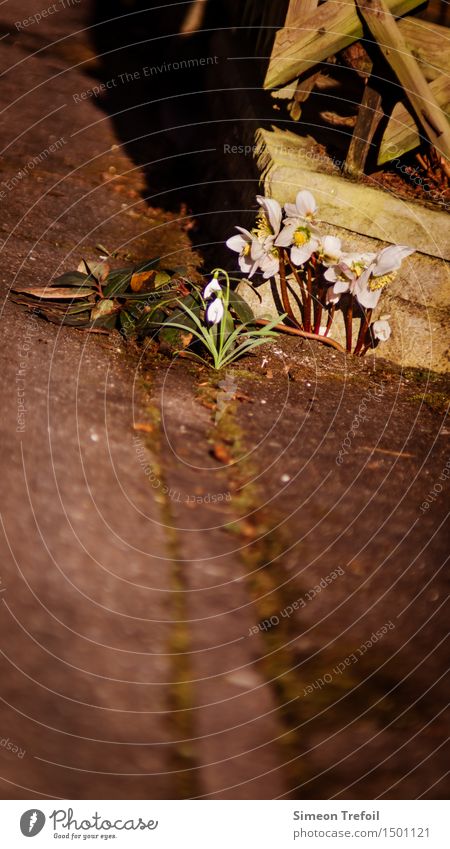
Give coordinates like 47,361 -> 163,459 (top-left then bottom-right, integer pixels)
324,266 -> 338,283
238,254 -> 256,276
206,298 -> 224,325
275,221 -> 297,247
284,202 -> 300,218
203,279 -> 221,299
226,234 -> 247,253
256,195 -> 282,235
291,240 -> 315,265
295,189 -> 317,218
250,239 -> 264,261
373,245 -> 414,276
356,286 -> 381,310
259,254 -> 279,279
320,235 -> 342,263
334,279 -> 350,295
326,285 -> 341,304
372,319 -> 391,342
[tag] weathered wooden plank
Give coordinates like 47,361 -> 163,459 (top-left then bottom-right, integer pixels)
379,75 -> 450,163
264,0 -> 423,89
357,0 -> 450,161
345,82 -> 384,175
255,127 -> 450,260
271,0 -> 319,115
397,17 -> 450,83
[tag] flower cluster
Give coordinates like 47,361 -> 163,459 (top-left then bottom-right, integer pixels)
227,191 -> 414,355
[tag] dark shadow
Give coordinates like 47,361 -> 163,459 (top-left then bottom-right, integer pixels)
89,0 -> 289,268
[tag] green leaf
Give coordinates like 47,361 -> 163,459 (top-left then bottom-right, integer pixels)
120,310 -> 136,337
228,289 -> 255,324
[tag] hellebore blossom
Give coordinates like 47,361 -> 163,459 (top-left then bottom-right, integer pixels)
203,277 -> 224,325
371,318 -> 391,342
226,195 -> 282,279
275,189 -> 320,265
354,245 -> 415,310
324,252 -> 375,305
225,226 -> 260,277
250,195 -> 282,278
318,235 -> 342,267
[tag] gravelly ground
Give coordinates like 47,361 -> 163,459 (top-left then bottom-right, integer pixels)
0,0 -> 448,801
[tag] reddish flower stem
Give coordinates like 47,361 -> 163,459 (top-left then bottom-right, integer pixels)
324,304 -> 335,336
345,296 -> 354,352
305,264 -> 313,332
279,250 -> 301,329
354,308 -> 373,356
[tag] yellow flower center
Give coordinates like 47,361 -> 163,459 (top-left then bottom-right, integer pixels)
293,226 -> 310,247
350,261 -> 366,278
242,243 -> 251,257
368,270 -> 397,291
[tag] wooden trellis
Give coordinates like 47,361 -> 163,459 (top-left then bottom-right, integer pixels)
264,0 -> 450,175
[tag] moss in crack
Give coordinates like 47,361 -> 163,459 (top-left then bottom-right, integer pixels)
132,357 -> 201,800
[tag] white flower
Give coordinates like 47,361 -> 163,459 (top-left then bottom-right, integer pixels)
324,252 -> 374,304
203,278 -> 221,299
275,189 -> 320,266
206,297 -> 224,325
372,319 -> 391,342
226,196 -> 282,279
226,226 -> 260,277
256,195 -> 282,235
318,235 -> 342,267
355,245 -> 414,310
284,190 -> 318,222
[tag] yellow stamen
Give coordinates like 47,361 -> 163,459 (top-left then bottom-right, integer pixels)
252,211 -> 272,239
368,270 -> 397,292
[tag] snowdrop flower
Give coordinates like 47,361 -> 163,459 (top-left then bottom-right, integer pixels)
371,318 -> 391,342
354,245 -> 414,310
275,190 -> 320,266
203,278 -> 221,299
206,297 -> 224,325
324,252 -> 375,304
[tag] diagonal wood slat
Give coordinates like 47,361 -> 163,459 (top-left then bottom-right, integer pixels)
264,0 -> 423,89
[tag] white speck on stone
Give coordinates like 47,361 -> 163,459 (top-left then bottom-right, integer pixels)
261,399 -> 267,404
90,432 -> 100,443
281,474 -> 290,483
306,381 -> 311,387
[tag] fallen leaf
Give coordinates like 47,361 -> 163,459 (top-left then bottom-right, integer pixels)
133,423 -> 154,433
130,270 -> 156,292
11,286 -> 94,300
211,443 -> 232,464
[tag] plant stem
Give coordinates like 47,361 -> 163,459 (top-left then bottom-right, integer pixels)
305,263 -> 313,332
286,255 -> 307,306
255,319 -> 346,353
354,308 -> 372,356
324,304 -> 335,336
279,251 -> 300,328
345,296 -> 354,352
